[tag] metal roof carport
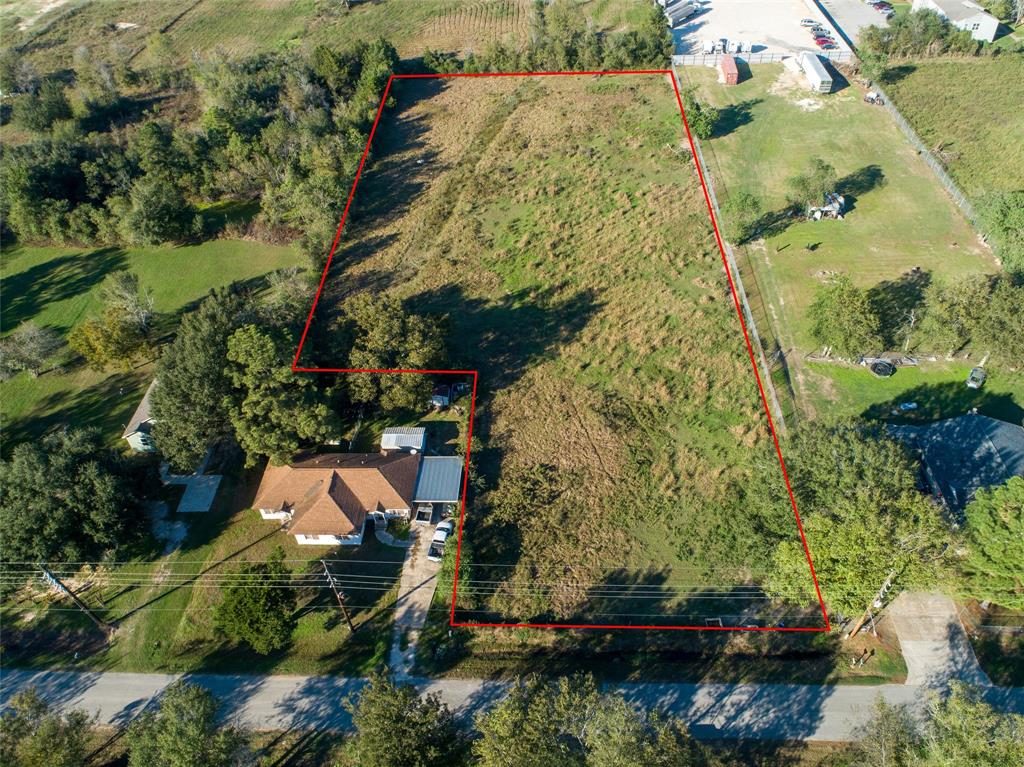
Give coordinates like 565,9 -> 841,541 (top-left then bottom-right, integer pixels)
413,456 -> 464,503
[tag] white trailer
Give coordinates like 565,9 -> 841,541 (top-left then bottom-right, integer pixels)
798,51 -> 832,94
664,1 -> 697,26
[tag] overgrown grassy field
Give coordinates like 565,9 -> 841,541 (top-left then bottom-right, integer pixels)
682,64 -> 1021,420
8,0 -> 654,71
1,469 -> 403,675
883,57 -> 1024,197
0,239 -> 303,452
303,74 -> 822,630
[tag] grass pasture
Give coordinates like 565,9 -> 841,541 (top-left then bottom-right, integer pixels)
882,56 -> 1024,198
0,239 -> 303,452
681,64 -> 1022,420
303,73 -> 825,631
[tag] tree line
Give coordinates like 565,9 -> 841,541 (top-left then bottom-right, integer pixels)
422,0 -> 671,75
0,39 -> 399,265
808,271 -> 1023,365
1,1 -> 672,264
763,422 -> 1024,618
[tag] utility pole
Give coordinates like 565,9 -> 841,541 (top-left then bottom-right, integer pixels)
846,568 -> 897,639
321,560 -> 356,633
40,564 -> 114,637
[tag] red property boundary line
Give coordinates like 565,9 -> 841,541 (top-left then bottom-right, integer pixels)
291,69 -> 831,633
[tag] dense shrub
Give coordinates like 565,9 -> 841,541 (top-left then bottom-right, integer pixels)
861,9 -> 979,59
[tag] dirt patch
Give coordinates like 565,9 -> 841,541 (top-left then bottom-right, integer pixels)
769,68 -> 823,111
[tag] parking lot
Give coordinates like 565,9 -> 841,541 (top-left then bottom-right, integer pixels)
817,0 -> 892,44
672,0 -> 851,55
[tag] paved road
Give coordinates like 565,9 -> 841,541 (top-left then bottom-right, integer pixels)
3,668 -> 1023,741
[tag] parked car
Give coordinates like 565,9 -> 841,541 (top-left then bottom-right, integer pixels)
800,18 -> 819,26
814,36 -> 834,44
966,367 -> 987,390
427,519 -> 456,562
819,42 -> 838,49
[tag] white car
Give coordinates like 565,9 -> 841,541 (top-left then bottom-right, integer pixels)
800,18 -> 819,26
427,519 -> 455,561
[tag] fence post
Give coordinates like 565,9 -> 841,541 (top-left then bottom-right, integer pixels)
675,69 -> 789,436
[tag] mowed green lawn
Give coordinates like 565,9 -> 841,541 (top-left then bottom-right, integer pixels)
805,361 -> 1024,425
2,469 -> 403,675
0,239 -> 303,452
681,64 -> 1019,418
882,56 -> 1024,197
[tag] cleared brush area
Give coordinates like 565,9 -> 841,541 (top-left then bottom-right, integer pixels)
882,57 -> 1024,197
305,75 -> 819,629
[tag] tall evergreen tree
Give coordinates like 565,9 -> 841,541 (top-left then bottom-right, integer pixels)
224,324 -> 341,465
151,288 -> 245,471
214,548 -> 296,654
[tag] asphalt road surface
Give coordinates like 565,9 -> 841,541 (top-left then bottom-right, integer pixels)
4,668 -> 1023,741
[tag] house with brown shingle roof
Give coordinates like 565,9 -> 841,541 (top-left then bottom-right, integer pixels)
253,452 -> 420,546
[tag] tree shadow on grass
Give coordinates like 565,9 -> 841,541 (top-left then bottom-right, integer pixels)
0,247 -> 126,332
881,64 -> 917,85
713,98 -> 762,138
861,381 -> 1024,425
0,368 -> 147,457
867,267 -> 930,348
837,164 -> 886,213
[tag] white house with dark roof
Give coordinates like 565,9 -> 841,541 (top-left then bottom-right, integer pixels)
912,0 -> 1000,41
122,380 -> 157,453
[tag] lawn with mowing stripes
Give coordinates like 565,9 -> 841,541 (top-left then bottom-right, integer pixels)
0,239 -> 303,453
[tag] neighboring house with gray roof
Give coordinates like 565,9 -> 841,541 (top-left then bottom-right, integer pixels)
122,380 -> 157,453
890,413 -> 1024,517
912,0 -> 1000,41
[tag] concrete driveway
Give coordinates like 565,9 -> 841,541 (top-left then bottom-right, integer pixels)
817,0 -> 891,45
887,592 -> 992,688
388,525 -> 443,677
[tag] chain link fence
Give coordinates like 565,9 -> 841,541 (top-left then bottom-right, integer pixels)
677,70 -> 790,436
871,84 -> 980,227
673,50 -> 853,67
